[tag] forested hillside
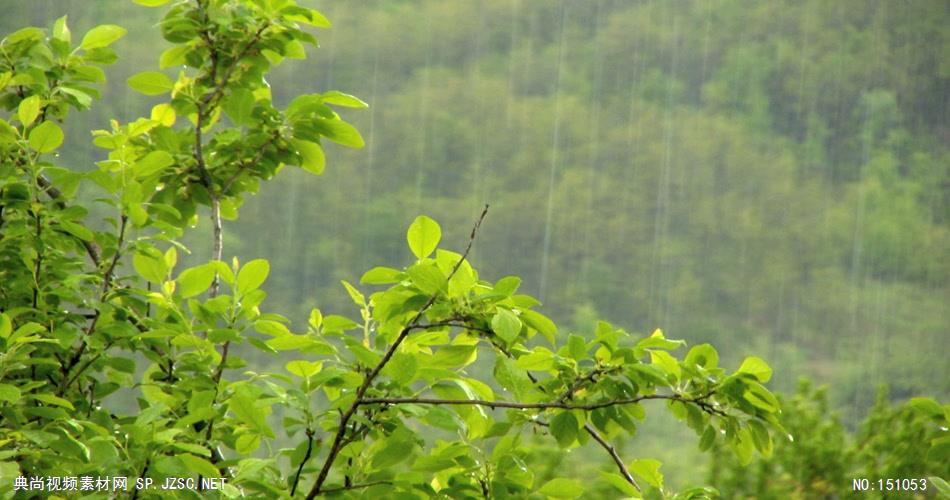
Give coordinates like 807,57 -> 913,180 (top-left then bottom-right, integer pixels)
1,0 -> 947,496
243,0 -> 948,409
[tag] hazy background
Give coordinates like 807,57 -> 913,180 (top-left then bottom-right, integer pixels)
3,0 -> 947,488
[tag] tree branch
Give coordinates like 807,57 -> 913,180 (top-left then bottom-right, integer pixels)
357,393 -> 719,412
306,205 -> 489,499
582,422 -> 640,489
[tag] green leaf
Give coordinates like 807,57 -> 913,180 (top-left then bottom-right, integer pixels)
928,476 -> 950,496
747,420 -> 773,457
135,150 -> 174,177
407,261 -> 446,295
736,356 -> 772,383
32,394 -> 75,410
286,360 -> 322,378
18,96 -> 41,127
649,350 -> 681,380
290,139 -> 327,175
80,25 -> 127,50
599,472 -> 642,497
159,45 -> 188,69
228,391 -> 269,435
494,276 -> 521,296
629,458 -> 663,489
520,309 -> 557,344
538,478 -> 582,498
127,71 -> 174,95
515,348 -> 554,371
636,328 -> 685,350
732,427 -> 755,465
283,7 -> 332,28
568,334 -> 587,360
314,118 -> 364,148
0,384 -> 21,403
0,119 -> 18,143
407,215 -> 441,259
59,221 -> 94,241
0,313 -> 11,339
134,251 -> 166,284
491,308 -> 522,344
52,432 -> 90,462
52,16 -> 71,44
237,259 -> 270,295
744,381 -> 780,413
177,454 -> 219,478
223,88 -> 255,126
360,266 -> 404,284
134,0 -> 170,7
340,280 -> 365,306
908,397 -> 943,418
321,90 -> 368,108
550,412 -> 578,448
699,424 -> 717,452
685,344 -> 719,370
372,439 -> 413,469
431,345 -> 477,369
255,320 -> 290,336
382,352 -> 417,385
494,356 -> 534,400
177,264 -> 215,298
234,433 -> 260,454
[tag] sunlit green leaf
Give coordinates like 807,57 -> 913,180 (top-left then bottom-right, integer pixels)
520,309 -> 557,344
27,119 -> 64,153
286,360 -> 323,378
649,350 -> 681,380
134,251 -> 166,284
237,259 -> 270,295
360,266 -> 404,285
127,71 -> 174,95
737,356 -> 772,383
538,478 -> 582,498
629,458 -> 663,489
321,90 -> 368,108
81,25 -> 127,50
407,215 -> 441,259
177,264 -> 215,298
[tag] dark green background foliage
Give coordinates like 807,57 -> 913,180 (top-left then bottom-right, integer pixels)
0,0 -> 947,498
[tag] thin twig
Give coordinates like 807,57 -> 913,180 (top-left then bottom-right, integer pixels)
290,428 -> 316,496
306,205 -> 489,499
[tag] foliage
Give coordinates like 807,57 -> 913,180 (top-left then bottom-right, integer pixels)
708,381 -> 950,499
0,1 -> 791,498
